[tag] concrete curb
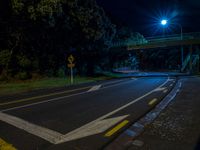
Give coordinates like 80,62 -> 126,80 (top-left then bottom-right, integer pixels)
104,80 -> 182,150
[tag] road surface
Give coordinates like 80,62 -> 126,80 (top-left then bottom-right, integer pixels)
0,76 -> 177,150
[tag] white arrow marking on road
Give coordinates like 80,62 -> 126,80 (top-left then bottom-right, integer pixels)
58,115 -> 129,143
0,112 -> 62,144
0,111 -> 128,144
163,89 -> 168,93
153,87 -> 166,92
88,85 -> 102,92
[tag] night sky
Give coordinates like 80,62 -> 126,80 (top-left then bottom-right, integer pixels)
97,0 -> 200,37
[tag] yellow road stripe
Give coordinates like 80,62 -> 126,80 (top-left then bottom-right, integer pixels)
0,86 -> 90,106
0,138 -> 17,150
148,98 -> 158,106
104,120 -> 129,137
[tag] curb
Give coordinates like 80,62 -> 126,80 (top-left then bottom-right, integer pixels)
104,80 -> 182,150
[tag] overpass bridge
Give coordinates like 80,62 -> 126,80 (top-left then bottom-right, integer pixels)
111,32 -> 200,73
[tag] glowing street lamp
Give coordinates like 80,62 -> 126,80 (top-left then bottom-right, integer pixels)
161,19 -> 167,26
160,18 -> 184,71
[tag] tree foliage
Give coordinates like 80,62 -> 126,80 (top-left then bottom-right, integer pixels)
0,0 -> 118,79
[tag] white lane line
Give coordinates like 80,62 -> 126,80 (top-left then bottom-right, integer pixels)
0,112 -> 62,144
169,79 -> 175,82
131,78 -> 138,80
102,79 -> 125,86
179,82 -> 182,88
88,85 -> 102,92
1,80 -> 133,112
0,77 -> 170,144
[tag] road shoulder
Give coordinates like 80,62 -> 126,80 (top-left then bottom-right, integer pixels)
128,77 -> 200,150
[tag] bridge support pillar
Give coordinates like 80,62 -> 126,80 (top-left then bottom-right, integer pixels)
196,46 -> 200,73
181,46 -> 184,70
189,45 -> 193,74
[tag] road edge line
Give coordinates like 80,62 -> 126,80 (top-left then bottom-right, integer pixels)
104,79 -> 181,150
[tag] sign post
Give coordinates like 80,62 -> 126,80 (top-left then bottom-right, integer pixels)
67,55 -> 75,85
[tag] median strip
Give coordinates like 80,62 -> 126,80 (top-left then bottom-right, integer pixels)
0,138 -> 17,150
105,120 -> 129,137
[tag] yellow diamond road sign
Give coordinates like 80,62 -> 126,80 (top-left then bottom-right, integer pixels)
68,55 -> 75,64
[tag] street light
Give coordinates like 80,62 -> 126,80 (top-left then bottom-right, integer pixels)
161,19 -> 167,26
160,19 -> 183,71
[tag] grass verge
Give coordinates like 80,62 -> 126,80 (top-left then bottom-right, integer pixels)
0,76 -> 110,96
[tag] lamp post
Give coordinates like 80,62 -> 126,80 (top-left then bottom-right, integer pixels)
160,19 -> 183,71
160,19 -> 168,38
177,24 -> 183,70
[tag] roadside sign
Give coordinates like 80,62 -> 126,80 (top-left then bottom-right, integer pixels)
68,55 -> 75,64
67,55 -> 75,85
67,64 -> 75,68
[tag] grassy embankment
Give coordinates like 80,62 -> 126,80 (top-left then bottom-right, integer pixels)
0,72 -> 122,95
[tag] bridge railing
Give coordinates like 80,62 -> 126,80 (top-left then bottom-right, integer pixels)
111,32 -> 200,48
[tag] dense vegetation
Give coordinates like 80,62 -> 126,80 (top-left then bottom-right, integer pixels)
0,0 -> 146,81
1,0 -> 185,82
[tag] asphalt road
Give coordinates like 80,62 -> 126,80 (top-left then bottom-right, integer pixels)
0,76 -> 177,150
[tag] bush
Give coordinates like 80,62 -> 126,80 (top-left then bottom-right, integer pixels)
56,67 -> 65,77
15,72 -> 30,80
0,74 -> 8,81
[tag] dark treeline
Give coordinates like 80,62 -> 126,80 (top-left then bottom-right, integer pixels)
1,0 -> 183,81
0,0 -> 146,80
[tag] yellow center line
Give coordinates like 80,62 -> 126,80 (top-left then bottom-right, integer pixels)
0,138 -> 17,150
105,120 -> 129,137
0,86 -> 91,106
148,98 -> 158,106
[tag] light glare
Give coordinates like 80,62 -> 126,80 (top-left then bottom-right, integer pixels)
161,19 -> 167,25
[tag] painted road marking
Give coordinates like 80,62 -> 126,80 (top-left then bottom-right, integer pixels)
0,79 -> 126,106
132,140 -> 144,147
0,112 -> 128,144
148,98 -> 158,106
1,79 -> 133,112
179,82 -> 182,88
131,78 -> 137,80
0,138 -> 17,150
163,89 -> 168,93
105,120 -> 129,137
59,115 -> 129,143
0,86 -> 91,106
0,112 -> 62,144
103,79 -> 125,86
153,87 -> 166,92
88,85 -> 102,92
0,77 -> 170,144
169,79 -> 175,81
